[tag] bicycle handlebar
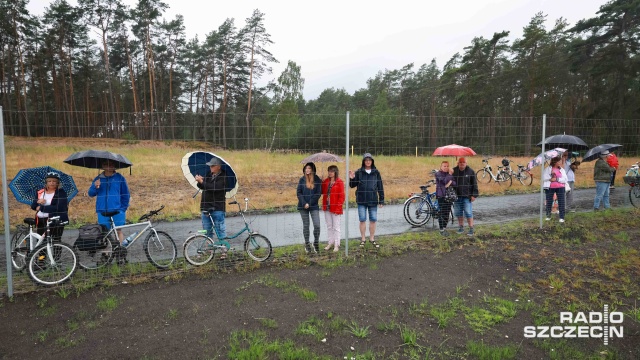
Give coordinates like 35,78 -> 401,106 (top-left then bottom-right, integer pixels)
139,205 -> 165,221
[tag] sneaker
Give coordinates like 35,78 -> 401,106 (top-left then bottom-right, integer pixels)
304,244 -> 311,253
594,208 -> 600,211
559,219 -> 565,223
324,245 -> 332,251
439,229 -> 449,237
610,186 -> 615,189
545,217 -> 551,221
570,209 -> 576,213
467,227 -> 474,236
456,226 -> 464,234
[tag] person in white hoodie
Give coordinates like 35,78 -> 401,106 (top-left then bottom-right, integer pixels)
542,156 -> 568,223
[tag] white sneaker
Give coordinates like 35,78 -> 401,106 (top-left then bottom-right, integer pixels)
559,219 -> 565,223
545,217 -> 551,221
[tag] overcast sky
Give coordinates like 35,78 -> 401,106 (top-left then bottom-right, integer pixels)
27,0 -> 607,100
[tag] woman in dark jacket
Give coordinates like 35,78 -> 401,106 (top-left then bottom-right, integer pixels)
297,162 -> 322,253
30,172 -> 69,242
435,161 -> 455,236
349,153 -> 384,248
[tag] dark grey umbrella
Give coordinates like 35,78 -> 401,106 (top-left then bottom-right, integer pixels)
582,144 -> 623,162
64,150 -> 133,169
536,134 -> 588,151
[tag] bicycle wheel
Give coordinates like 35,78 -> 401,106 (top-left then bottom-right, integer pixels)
518,171 -> 533,186
496,172 -> 513,186
476,169 -> 492,184
143,230 -> 177,269
28,243 -> 77,286
183,234 -> 216,266
630,186 -> 640,208
11,232 -> 31,271
245,233 -> 272,262
403,195 -> 432,226
75,233 -> 116,270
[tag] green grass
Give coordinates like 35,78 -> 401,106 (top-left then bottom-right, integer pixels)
399,325 -> 420,347
466,340 -> 519,360
347,321 -> 371,339
238,274 -> 318,302
97,294 -> 120,312
257,318 -> 278,329
430,296 -> 465,328
229,330 -> 332,360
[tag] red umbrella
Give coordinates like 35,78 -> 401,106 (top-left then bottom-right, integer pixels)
432,144 -> 477,157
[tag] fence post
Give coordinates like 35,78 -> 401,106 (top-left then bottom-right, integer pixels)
345,111 -> 350,256
539,114 -> 546,229
0,107 -> 13,297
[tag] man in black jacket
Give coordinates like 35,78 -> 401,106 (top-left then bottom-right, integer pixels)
195,157 -> 227,240
451,157 -> 479,236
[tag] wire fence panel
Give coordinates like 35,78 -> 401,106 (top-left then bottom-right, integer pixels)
1,111 -> 639,294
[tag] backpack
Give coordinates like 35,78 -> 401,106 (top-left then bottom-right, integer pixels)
74,224 -> 108,252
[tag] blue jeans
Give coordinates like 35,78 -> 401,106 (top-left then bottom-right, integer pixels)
453,197 -> 473,219
594,182 -> 611,209
357,205 -> 378,222
202,210 -> 226,239
546,187 -> 566,220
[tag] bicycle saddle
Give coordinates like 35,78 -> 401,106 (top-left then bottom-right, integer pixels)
23,218 -> 36,226
101,210 -> 120,217
420,185 -> 430,191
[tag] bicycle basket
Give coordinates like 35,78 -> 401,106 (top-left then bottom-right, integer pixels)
74,224 -> 109,252
501,159 -> 509,167
623,176 -> 640,186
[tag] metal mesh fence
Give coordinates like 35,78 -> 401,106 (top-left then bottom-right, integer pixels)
2,111 -> 639,294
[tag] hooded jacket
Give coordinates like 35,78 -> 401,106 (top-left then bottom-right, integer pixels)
88,172 -> 130,214
297,163 -> 322,210
349,157 -> 384,206
594,158 -> 614,182
198,169 -> 227,212
31,188 -> 69,223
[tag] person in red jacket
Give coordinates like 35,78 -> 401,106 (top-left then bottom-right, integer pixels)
322,165 -> 346,252
607,151 -> 619,188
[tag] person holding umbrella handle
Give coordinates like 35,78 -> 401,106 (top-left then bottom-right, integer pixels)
88,159 -> 130,244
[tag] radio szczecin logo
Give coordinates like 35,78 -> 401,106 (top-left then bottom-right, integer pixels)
524,305 -> 623,345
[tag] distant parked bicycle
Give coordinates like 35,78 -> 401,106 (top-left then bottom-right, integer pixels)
74,205 -> 177,270
623,162 -> 640,208
403,179 -> 454,227
183,197 -> 272,266
476,157 -> 512,186
11,216 -> 77,286
503,158 -> 534,186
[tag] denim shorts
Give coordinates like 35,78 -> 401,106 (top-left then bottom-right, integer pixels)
97,211 -> 125,227
357,204 -> 378,222
453,197 -> 473,219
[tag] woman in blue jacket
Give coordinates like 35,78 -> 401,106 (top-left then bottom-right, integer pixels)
349,153 -> 384,248
88,160 -> 130,244
297,162 -> 322,253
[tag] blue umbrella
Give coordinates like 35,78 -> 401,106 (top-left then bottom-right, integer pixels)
9,166 -> 79,205
181,152 -> 238,198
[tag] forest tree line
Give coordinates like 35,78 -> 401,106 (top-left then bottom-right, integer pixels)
1,0 -> 639,155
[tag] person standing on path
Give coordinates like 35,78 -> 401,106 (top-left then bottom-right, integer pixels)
31,172 -> 69,242
88,159 -> 130,244
594,150 -> 615,210
607,151 -> 619,189
349,153 -> 384,249
435,161 -> 455,236
322,165 -> 345,252
451,157 -> 478,236
563,152 -> 578,212
297,162 -> 322,253
543,156 -> 568,223
196,157 -> 228,238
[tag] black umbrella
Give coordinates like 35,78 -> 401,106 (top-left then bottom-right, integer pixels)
64,150 -> 133,169
582,144 -> 623,162
536,134 -> 588,151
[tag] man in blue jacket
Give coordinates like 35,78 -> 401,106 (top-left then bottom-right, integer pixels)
349,153 -> 384,248
88,159 -> 130,244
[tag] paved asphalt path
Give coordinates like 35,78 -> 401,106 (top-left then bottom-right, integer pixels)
1,188 -> 632,267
